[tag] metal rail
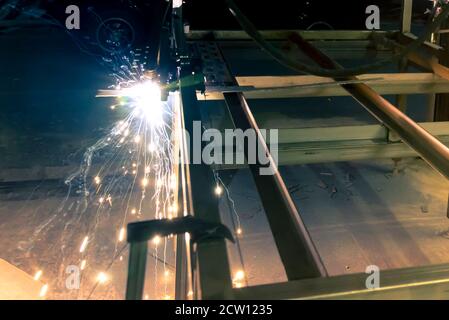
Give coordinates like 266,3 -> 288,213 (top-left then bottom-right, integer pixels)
213,122 -> 449,170
223,91 -> 327,280
210,35 -> 327,279
233,262 -> 449,300
172,4 -> 234,300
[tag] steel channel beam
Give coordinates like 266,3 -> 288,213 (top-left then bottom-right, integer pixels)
195,73 -> 449,101
434,9 -> 449,121
172,100 -> 189,300
213,122 -> 449,170
125,241 -> 148,300
211,36 -> 327,279
186,30 -> 392,41
222,91 -> 326,280
173,5 -> 233,299
178,70 -> 234,299
394,0 -> 414,130
200,42 -> 326,280
290,33 -> 449,181
174,233 -> 189,299
396,32 -> 446,60
401,0 -> 413,34
233,262 -> 449,300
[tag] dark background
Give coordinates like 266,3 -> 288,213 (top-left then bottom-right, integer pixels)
39,0 -> 418,30
43,0 -> 412,29
25,0 -> 427,58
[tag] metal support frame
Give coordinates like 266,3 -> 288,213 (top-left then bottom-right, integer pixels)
182,0 -> 449,300
288,33 -> 449,181
129,0 -> 449,300
125,216 -> 234,300
178,0 -> 449,300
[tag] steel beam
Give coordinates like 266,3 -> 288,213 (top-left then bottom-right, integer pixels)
196,73 -> 449,100
215,135 -> 449,170
213,122 -> 449,170
209,23 -> 327,281
401,0 -> 413,34
290,33 -> 449,181
223,91 -> 326,280
233,262 -> 449,300
178,70 -> 234,299
397,33 -> 446,60
186,30 -> 393,41
396,0 -> 413,119
125,241 -> 148,300
173,4 -> 234,299
172,100 -> 190,300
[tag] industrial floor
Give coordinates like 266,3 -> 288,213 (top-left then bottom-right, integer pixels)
0,184 -> 176,299
2,158 -> 449,298
223,158 -> 449,287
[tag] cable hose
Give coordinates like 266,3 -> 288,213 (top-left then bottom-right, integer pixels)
225,0 -> 449,78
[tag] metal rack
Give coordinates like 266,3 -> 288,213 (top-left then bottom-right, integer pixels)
127,0 -> 449,299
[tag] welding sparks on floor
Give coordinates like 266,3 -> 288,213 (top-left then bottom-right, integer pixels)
77,79 -> 178,299
26,71 -> 181,299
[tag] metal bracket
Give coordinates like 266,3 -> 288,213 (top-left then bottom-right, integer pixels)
125,216 -> 234,300
127,215 -> 235,244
